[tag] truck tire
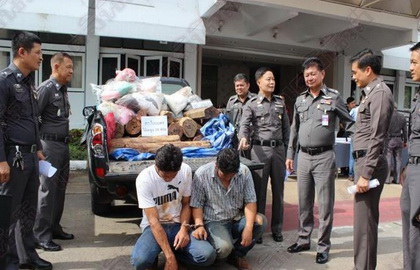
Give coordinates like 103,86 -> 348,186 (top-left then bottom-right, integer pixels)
90,183 -> 113,216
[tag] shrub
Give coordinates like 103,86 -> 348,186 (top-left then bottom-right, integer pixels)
69,129 -> 87,160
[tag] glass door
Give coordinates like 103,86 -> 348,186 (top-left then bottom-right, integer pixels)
125,55 -> 141,77
144,56 -> 162,77
100,54 -> 121,84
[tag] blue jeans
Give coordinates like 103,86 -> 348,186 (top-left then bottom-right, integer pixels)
205,214 -> 267,259
131,223 -> 216,270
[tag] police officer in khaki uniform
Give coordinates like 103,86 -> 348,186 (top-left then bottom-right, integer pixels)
386,104 -> 407,184
285,57 -> 354,264
350,49 -> 394,270
401,42 -> 420,270
226,73 -> 256,157
238,67 -> 290,243
33,53 -> 74,252
0,32 -> 52,270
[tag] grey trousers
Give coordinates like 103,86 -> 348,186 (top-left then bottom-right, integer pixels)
295,150 -> 336,253
0,150 -> 40,269
251,144 -> 286,234
386,138 -> 403,184
401,163 -> 420,270
33,140 -> 70,243
353,154 -> 387,270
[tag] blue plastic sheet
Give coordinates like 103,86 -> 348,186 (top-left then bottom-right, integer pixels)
110,148 -> 155,161
181,113 -> 234,158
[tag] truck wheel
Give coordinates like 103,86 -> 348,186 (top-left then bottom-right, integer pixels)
90,183 -> 113,216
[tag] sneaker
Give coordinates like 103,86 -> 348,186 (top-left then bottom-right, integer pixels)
228,256 -> 252,270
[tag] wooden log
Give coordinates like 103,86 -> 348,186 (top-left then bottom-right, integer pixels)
110,140 -> 211,153
179,117 -> 197,138
193,134 -> 203,141
159,110 -> 174,124
183,106 -> 220,120
111,135 -> 180,148
125,116 -> 141,136
114,123 -> 125,138
168,122 -> 183,138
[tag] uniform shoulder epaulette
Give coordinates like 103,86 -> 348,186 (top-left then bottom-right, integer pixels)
327,88 -> 339,94
273,94 -> 281,99
299,90 -> 306,96
0,68 -> 12,78
249,96 -> 258,102
228,95 -> 236,101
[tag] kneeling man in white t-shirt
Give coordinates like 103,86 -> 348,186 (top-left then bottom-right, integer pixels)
131,144 -> 216,270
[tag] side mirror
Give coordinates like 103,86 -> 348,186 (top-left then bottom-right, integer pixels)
83,106 -> 96,117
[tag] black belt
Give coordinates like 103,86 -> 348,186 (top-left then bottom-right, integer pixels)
352,150 -> 367,160
409,156 -> 420,165
252,139 -> 282,147
300,145 -> 333,155
7,144 -> 37,153
41,133 -> 70,144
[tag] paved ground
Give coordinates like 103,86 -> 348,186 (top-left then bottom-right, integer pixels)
38,171 -> 404,270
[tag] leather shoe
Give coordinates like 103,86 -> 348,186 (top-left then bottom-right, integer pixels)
52,231 -> 74,240
316,252 -> 329,264
272,233 -> 283,242
256,238 -> 263,244
36,241 -> 62,251
287,243 -> 310,253
19,258 -> 52,270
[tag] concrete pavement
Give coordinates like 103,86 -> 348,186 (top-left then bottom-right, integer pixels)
42,171 -> 404,270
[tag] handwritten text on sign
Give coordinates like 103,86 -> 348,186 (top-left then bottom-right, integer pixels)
141,116 -> 168,136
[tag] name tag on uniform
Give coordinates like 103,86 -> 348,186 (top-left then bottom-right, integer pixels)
322,113 -> 329,126
14,84 -> 23,93
320,99 -> 332,105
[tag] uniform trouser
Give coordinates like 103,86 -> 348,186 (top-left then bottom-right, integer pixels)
386,139 -> 403,184
250,144 -> 286,234
0,150 -> 40,269
295,150 -> 336,253
401,164 -> 420,270
353,154 -> 387,270
34,140 -> 69,243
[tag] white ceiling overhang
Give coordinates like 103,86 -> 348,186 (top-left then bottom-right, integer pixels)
202,0 -> 419,63
0,0 -> 88,35
95,0 -> 206,44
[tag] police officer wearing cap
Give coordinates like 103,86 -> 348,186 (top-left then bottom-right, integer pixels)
350,48 -> 394,270
285,57 -> 354,265
226,73 -> 256,157
401,42 -> 420,270
33,52 -> 74,252
238,67 -> 290,244
386,103 -> 407,184
0,32 -> 52,270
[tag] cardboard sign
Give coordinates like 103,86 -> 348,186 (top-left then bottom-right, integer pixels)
141,116 -> 168,136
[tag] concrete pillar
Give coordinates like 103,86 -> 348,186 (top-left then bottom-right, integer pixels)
184,44 -> 199,94
395,70 -> 406,109
84,0 -> 99,107
335,54 -> 352,98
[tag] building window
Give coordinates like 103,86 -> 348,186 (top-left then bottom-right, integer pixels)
39,52 -> 84,90
0,49 -> 11,68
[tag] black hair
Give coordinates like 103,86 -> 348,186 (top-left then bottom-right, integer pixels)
302,57 -> 324,72
255,67 -> 273,82
155,144 -> 183,172
12,31 -> 42,59
410,42 -> 420,52
51,52 -> 73,66
349,48 -> 382,75
216,148 -> 240,174
233,73 -> 249,84
346,97 -> 355,104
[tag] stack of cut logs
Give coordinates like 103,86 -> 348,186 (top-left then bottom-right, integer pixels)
111,106 -> 221,153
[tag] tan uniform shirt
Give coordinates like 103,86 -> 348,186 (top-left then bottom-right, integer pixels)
239,94 -> 289,144
353,77 -> 394,179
